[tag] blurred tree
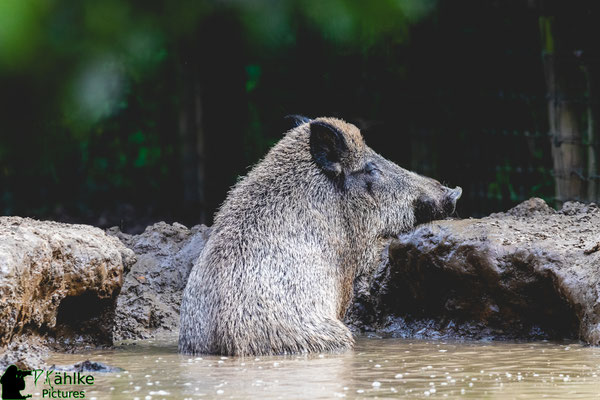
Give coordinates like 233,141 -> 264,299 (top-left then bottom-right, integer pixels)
538,0 -> 600,205
0,0 -> 573,231
176,39 -> 206,223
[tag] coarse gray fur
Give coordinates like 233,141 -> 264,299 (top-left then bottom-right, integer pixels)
179,117 -> 461,356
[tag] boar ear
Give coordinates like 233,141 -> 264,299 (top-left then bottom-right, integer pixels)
309,121 -> 348,176
285,114 -> 311,127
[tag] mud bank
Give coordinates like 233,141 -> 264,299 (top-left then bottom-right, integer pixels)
2,198 -> 599,368
0,217 -> 135,369
347,198 -> 600,343
0,220 -> 209,369
107,222 -> 210,340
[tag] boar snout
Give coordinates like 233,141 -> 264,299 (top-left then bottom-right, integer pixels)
415,186 -> 462,226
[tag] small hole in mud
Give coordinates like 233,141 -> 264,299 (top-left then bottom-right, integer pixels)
54,291 -> 113,346
363,253 -> 582,341
56,292 -> 108,324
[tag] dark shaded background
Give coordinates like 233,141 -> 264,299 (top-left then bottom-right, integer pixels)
1,0 -> 598,233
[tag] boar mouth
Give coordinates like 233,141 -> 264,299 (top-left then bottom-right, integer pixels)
414,187 -> 462,227
414,198 -> 446,227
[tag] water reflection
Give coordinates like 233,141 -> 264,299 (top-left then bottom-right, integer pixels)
41,336 -> 600,399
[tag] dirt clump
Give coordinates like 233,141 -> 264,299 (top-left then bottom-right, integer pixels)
108,222 -> 211,340
347,198 -> 600,344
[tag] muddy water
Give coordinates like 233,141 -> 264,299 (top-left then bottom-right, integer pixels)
36,336 -> 600,399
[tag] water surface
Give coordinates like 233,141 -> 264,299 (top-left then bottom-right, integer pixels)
37,336 -> 600,399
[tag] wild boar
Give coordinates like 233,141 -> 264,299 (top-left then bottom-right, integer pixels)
179,117 -> 461,355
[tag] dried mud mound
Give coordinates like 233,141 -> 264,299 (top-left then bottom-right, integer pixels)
108,222 -> 211,340
347,198 -> 600,343
0,217 -> 135,368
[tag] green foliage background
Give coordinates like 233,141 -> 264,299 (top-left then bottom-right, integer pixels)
0,0 -> 555,231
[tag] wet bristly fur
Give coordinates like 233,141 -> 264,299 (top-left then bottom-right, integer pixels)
179,117 -> 461,356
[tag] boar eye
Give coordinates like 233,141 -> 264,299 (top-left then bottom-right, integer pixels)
364,162 -> 380,176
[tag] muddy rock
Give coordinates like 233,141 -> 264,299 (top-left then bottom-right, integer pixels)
0,217 -> 135,368
347,198 -> 600,343
51,360 -> 123,373
0,337 -> 50,370
108,222 -> 211,340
